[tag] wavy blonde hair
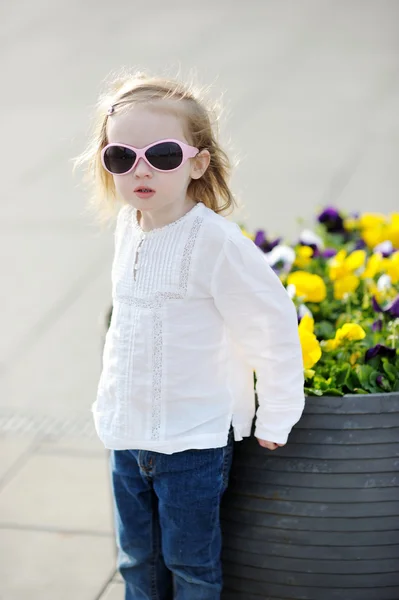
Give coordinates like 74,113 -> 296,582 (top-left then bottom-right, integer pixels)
73,69 -> 236,226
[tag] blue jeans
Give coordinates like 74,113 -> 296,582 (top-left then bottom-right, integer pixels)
109,426 -> 234,600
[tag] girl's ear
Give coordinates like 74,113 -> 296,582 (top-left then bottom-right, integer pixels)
190,149 -> 211,180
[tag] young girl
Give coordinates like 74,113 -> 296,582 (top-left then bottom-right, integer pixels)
76,70 -> 305,600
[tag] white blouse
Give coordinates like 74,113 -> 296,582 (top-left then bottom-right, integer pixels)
93,201 -> 305,454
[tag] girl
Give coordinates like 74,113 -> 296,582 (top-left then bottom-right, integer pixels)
76,70 -> 305,600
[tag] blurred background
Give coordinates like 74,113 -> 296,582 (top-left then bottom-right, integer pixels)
1,1 -> 398,598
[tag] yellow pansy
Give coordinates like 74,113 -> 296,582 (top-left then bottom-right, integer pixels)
328,250 -> 348,280
287,271 -> 327,303
324,323 -> 366,352
386,213 -> 399,248
384,252 -> 399,284
328,249 -> 366,292
357,213 -> 399,249
362,227 -> 387,248
324,338 -> 339,352
359,213 -> 386,229
343,217 -> 359,231
335,323 -> 366,342
361,253 -> 383,279
298,315 -> 322,369
298,313 -> 315,333
294,246 -> 313,269
344,250 -> 366,271
360,213 -> 399,249
333,275 -> 360,300
359,213 -> 386,248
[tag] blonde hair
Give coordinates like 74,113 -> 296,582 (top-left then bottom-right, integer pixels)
73,69 -> 237,226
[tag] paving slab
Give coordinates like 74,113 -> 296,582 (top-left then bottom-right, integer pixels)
0,529 -> 115,600
37,434 -> 106,456
0,452 -> 114,534
1,260 -> 112,417
99,582 -> 124,600
0,230 -> 112,368
0,436 -> 37,482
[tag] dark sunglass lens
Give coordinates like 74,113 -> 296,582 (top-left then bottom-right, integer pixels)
104,146 -> 136,174
146,142 -> 183,171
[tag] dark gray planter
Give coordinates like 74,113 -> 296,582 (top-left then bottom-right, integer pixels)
220,393 -> 399,600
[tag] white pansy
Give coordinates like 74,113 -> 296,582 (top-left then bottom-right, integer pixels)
286,284 -> 296,299
264,245 -> 296,272
377,274 -> 392,291
299,229 -> 324,249
298,304 -> 313,319
374,240 -> 393,256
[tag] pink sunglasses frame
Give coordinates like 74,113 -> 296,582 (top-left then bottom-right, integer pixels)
101,138 -> 199,175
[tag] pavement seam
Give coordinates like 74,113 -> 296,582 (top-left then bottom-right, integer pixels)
36,446 -> 106,458
0,522 -> 113,537
92,569 -> 120,600
0,410 -> 96,437
0,435 -> 42,493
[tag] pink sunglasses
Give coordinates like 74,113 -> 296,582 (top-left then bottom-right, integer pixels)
101,139 -> 199,175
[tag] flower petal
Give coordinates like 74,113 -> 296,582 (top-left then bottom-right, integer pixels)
365,344 -> 396,361
386,295 -> 399,318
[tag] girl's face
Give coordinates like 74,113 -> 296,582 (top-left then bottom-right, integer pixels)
106,104 -> 207,214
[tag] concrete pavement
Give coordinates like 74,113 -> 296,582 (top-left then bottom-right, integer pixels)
1,0 -> 399,597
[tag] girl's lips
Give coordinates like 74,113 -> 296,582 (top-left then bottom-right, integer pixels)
134,188 -> 156,199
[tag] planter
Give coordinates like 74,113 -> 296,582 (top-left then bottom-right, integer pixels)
220,393 -> 399,600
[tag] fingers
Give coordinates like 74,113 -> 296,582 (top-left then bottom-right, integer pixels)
257,439 -> 285,450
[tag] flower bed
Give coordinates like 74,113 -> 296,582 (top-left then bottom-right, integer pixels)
243,207 -> 399,397
221,207 -> 399,600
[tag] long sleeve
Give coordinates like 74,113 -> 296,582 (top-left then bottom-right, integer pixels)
211,230 -> 305,444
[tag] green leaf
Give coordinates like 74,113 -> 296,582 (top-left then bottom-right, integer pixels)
356,364 -> 375,392
366,356 -> 382,370
315,321 -> 336,340
304,387 -> 323,396
346,369 -> 359,392
377,375 -> 392,392
382,360 -> 397,384
320,388 -> 344,397
369,370 -> 380,387
335,364 -> 351,387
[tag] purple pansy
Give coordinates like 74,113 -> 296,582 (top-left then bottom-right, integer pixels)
322,248 -> 337,259
254,230 -> 281,253
372,294 -> 399,318
372,318 -> 383,332
317,207 -> 344,233
372,296 -> 383,313
365,344 -> 396,362
386,295 -> 399,318
354,239 -> 367,250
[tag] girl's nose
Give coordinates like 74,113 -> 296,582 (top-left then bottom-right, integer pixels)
134,157 -> 153,178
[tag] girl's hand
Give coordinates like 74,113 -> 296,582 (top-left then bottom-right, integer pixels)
257,439 -> 285,451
